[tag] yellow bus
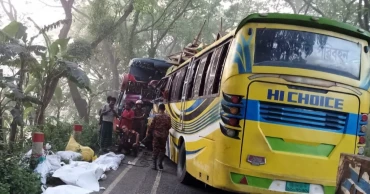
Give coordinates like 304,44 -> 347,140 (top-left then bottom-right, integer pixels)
160,13 -> 370,193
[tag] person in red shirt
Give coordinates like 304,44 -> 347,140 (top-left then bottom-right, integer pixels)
119,102 -> 135,130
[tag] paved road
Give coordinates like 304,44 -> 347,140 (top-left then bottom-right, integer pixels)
93,150 -> 236,194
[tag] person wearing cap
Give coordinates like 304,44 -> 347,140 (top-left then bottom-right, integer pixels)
133,100 -> 146,140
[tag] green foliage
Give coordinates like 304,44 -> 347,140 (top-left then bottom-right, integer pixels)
79,121 -> 100,151
41,119 -> 71,151
0,21 -> 27,42
40,119 -> 100,152
0,152 -> 41,194
50,38 -> 70,58
58,60 -> 91,91
87,0 -> 116,39
67,39 -> 93,62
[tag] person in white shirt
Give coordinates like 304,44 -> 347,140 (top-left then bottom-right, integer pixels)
100,97 -> 119,153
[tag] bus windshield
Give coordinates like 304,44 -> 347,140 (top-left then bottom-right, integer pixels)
254,28 -> 361,79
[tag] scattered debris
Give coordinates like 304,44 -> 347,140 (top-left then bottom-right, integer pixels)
65,136 -> 95,161
93,152 -> 125,171
25,143 -> 125,193
56,151 -> 83,161
52,161 -> 104,192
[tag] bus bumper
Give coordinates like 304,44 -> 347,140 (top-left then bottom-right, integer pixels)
213,160 -> 336,194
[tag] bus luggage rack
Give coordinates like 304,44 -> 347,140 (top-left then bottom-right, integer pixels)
259,101 -> 348,131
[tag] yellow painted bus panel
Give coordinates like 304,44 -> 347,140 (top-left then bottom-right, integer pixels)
248,81 -> 360,114
165,20 -> 370,194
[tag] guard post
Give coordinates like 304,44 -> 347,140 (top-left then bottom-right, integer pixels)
73,124 -> 83,142
30,132 -> 44,169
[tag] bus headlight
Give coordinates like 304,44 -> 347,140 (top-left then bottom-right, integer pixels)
226,128 -> 236,137
220,124 -> 240,139
229,107 -> 239,115
358,147 -> 365,155
361,125 -> 367,133
221,104 -> 240,115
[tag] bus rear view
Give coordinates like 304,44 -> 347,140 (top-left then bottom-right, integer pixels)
216,13 -> 370,193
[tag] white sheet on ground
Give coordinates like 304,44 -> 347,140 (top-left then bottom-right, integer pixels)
43,185 -> 92,194
52,161 -> 104,192
34,155 -> 62,184
56,151 -> 82,161
92,152 -> 125,172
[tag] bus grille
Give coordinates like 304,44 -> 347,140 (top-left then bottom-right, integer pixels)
259,102 -> 348,131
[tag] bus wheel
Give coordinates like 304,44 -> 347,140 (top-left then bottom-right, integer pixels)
177,142 -> 193,184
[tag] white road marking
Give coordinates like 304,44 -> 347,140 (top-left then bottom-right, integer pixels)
102,152 -> 143,194
150,170 -> 163,194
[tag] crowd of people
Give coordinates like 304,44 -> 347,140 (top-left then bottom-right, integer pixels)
98,96 -> 171,170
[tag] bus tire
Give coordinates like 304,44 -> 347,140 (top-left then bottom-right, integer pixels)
177,142 -> 193,184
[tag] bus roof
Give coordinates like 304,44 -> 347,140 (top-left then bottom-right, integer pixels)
167,13 -> 370,75
236,13 -> 370,42
167,29 -> 236,73
130,58 -> 172,69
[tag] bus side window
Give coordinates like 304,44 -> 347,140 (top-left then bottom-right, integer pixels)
205,41 -> 231,95
177,66 -> 188,100
193,52 -> 213,98
172,66 -> 188,102
186,60 -> 200,100
164,76 -> 173,103
156,77 -> 168,99
170,72 -> 181,102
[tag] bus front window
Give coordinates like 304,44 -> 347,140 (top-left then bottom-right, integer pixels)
254,28 -> 361,80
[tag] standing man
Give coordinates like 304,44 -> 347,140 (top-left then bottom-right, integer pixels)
133,100 -> 145,140
148,104 -> 171,170
119,102 -> 135,131
100,97 -> 119,153
99,96 -> 112,128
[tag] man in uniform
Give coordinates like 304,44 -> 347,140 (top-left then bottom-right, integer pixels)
133,100 -> 145,140
148,104 -> 171,170
117,125 -> 139,157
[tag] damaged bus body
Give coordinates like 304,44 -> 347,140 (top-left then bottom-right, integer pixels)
117,58 -> 172,114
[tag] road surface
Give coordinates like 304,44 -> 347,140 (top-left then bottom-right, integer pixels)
93,150 -> 236,194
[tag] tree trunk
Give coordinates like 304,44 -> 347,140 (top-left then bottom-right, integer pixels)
59,0 -> 74,39
68,0 -> 133,122
167,37 -> 177,55
102,40 -> 120,97
60,0 -> 89,123
36,76 -> 61,125
90,1 -> 134,49
68,81 -> 89,122
147,0 -> 192,58
9,53 -> 26,147
0,0 -> 17,21
56,106 -> 61,121
127,11 -> 140,59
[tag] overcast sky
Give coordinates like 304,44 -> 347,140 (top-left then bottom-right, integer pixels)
1,0 -> 63,26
